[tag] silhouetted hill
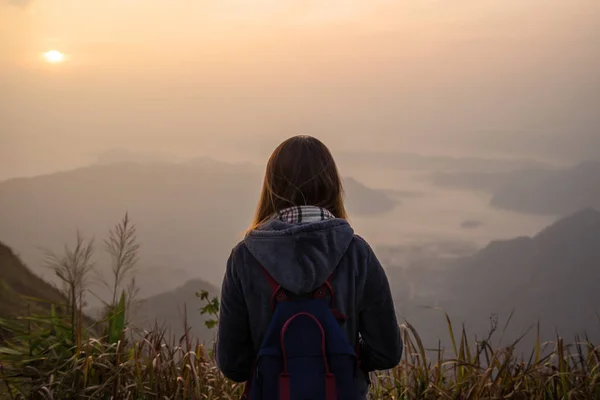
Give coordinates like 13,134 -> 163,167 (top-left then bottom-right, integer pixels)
132,278 -> 220,344
0,242 -> 65,316
387,208 -> 600,348
430,161 -> 600,215
0,242 -> 66,339
0,159 -> 397,308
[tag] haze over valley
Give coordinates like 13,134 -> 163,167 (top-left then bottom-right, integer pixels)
2,151 -> 599,346
1,0 -> 599,349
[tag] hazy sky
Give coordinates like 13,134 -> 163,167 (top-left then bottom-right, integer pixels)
1,0 -> 599,179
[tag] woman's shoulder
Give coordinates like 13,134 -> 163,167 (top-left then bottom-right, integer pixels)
229,240 -> 250,260
344,233 -> 377,261
351,233 -> 372,249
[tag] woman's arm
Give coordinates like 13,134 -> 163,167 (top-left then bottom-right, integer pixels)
215,250 -> 254,382
358,246 -> 403,372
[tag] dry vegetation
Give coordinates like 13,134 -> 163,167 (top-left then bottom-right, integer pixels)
2,305 -> 599,399
1,216 -> 599,399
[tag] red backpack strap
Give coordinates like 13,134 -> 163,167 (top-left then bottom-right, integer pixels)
260,265 -> 289,311
313,267 -> 339,304
313,280 -> 334,304
313,268 -> 349,323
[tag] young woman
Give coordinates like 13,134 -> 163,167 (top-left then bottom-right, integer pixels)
216,135 -> 402,398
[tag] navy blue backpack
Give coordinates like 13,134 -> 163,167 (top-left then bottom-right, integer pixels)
243,266 -> 359,400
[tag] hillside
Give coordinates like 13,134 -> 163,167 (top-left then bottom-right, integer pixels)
0,242 -> 65,317
0,242 -> 66,339
0,159 -> 397,308
131,278 -> 220,344
386,208 -> 600,348
430,161 -> 600,216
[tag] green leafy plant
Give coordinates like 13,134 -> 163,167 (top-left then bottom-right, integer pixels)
106,291 -> 127,345
197,290 -> 220,330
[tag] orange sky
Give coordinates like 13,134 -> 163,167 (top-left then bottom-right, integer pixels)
1,0 -> 599,179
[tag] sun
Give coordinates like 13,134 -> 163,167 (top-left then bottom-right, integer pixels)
43,50 -> 65,64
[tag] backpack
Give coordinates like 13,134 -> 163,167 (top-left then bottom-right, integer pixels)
243,266 -> 359,400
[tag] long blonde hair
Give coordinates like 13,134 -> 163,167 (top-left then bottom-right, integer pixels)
250,135 -> 348,230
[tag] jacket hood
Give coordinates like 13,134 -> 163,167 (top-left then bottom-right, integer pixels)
244,218 -> 355,294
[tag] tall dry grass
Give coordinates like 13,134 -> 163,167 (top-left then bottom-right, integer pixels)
371,317 -> 600,399
1,301 -> 599,399
1,215 -> 598,399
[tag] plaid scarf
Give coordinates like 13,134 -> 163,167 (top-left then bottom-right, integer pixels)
276,206 -> 335,224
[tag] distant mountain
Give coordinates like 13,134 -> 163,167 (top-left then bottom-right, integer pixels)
387,208 -> 600,348
93,149 -> 177,165
0,158 -> 397,308
338,151 -> 552,174
131,278 -> 220,345
343,177 -> 397,215
0,242 -> 66,339
430,161 -> 600,216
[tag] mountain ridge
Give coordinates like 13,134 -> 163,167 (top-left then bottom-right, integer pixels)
132,277 -> 220,344
0,241 -> 67,339
0,158 -> 398,308
387,208 -> 600,348
430,161 -> 600,216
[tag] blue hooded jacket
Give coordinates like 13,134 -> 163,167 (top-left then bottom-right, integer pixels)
215,217 -> 402,396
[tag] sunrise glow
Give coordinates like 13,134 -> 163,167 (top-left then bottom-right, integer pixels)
43,50 -> 65,64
